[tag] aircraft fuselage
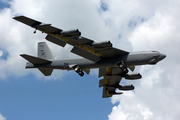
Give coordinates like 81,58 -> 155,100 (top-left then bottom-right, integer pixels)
26,51 -> 166,70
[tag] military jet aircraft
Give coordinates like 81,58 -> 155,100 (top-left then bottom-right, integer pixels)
13,16 -> 166,98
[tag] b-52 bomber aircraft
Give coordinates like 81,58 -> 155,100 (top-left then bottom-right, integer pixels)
13,16 -> 166,98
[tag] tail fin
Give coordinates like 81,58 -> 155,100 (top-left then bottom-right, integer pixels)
20,42 -> 56,76
20,54 -> 53,76
38,42 -> 56,60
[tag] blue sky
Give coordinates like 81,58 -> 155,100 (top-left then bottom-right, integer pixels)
0,0 -> 180,120
0,1 -> 9,9
0,2 -> 116,119
0,74 -> 114,120
0,1 -> 114,120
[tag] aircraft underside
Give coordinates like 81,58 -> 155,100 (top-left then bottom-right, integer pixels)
14,16 -> 166,98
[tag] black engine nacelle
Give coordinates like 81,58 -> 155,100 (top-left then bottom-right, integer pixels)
92,41 -> 112,48
123,73 -> 142,80
60,29 -> 81,37
118,84 -> 134,91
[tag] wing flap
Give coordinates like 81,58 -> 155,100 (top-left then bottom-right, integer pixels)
14,16 -> 129,62
99,67 -> 123,78
99,67 -> 124,98
45,35 -> 66,47
98,47 -> 129,58
98,68 -> 106,78
102,86 -> 123,98
99,78 -> 110,87
71,46 -> 100,62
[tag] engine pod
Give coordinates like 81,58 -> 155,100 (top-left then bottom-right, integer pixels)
123,73 -> 142,80
60,29 -> 81,37
92,41 -> 112,49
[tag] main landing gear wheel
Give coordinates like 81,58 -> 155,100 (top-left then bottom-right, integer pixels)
78,71 -> 84,77
119,62 -> 129,74
74,66 -> 84,77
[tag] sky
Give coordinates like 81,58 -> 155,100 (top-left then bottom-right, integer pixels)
0,0 -> 180,120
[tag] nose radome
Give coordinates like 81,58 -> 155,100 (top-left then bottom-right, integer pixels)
161,54 -> 166,59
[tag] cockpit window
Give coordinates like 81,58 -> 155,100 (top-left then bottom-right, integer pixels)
152,51 -> 160,53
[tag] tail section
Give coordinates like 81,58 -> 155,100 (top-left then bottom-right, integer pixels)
20,54 -> 51,64
38,42 -> 56,60
20,42 -> 56,76
38,68 -> 54,76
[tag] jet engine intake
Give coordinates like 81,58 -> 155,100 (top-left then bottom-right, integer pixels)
92,41 -> 112,48
123,73 -> 142,80
118,84 -> 134,91
60,29 -> 81,37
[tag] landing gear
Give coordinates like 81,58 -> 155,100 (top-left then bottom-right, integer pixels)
74,66 -> 84,77
119,61 -> 129,74
78,71 -> 84,76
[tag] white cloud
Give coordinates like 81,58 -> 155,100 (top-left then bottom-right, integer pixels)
0,113 -> 6,120
0,0 -> 180,119
104,0 -> 180,119
0,0 -> 106,80
0,51 -> 3,57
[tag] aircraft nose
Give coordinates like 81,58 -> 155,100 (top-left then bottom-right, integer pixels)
160,53 -> 166,59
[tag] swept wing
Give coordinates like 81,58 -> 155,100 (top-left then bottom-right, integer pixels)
99,67 -> 123,98
13,16 -> 129,62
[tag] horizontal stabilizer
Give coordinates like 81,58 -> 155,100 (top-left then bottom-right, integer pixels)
38,68 -> 53,76
20,54 -> 51,64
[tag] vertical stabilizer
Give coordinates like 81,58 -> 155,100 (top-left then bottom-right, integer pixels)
37,42 -> 55,76
38,42 -> 56,60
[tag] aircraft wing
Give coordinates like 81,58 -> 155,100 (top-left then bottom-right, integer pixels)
13,16 -> 62,33
99,67 -> 123,98
13,16 -> 129,62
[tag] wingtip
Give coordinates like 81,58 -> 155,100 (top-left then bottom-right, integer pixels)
20,54 -> 25,56
13,15 -> 22,19
19,54 -> 27,57
13,15 -> 26,20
